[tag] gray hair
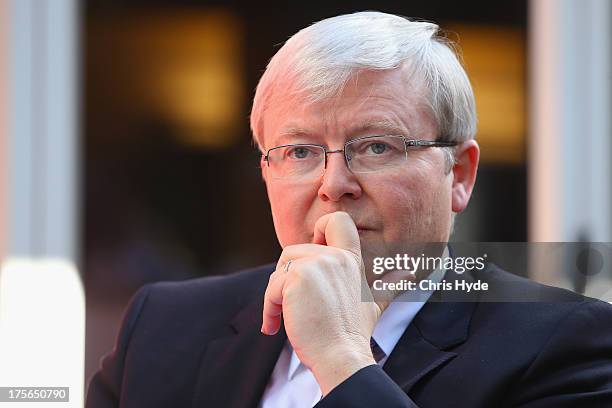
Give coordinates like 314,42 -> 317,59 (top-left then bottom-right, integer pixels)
250,11 -> 477,160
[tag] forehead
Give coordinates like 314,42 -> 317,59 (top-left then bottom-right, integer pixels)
262,68 -> 434,147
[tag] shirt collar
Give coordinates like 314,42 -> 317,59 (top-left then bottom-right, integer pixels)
371,263 -> 445,358
288,346 -> 302,381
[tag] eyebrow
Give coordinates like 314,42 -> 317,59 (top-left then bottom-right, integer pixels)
278,126 -> 313,139
347,119 -> 409,136
273,119 -> 410,146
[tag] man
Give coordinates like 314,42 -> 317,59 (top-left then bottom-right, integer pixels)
87,11 -> 612,407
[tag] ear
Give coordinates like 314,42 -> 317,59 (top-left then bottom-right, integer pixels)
451,140 -> 480,213
260,154 -> 268,183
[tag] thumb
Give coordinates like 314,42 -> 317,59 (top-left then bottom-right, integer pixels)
312,211 -> 361,257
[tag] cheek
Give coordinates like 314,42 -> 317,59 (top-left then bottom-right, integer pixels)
365,176 -> 420,237
267,182 -> 318,247
412,170 -> 453,240
372,165 -> 451,241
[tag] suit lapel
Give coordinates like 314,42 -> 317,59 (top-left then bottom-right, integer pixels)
192,297 -> 287,408
383,269 -> 478,393
382,323 -> 457,391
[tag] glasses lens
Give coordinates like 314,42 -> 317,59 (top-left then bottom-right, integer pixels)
346,136 -> 407,173
267,145 -> 325,180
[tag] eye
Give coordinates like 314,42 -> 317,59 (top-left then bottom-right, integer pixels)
368,142 -> 388,155
286,146 -> 316,159
349,137 -> 404,157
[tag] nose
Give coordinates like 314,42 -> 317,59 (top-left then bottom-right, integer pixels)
317,150 -> 362,202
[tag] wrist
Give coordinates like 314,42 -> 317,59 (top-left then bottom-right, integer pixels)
311,344 -> 376,396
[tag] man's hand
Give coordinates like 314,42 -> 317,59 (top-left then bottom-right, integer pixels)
261,211 -> 385,396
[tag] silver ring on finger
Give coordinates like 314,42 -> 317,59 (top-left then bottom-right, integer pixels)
283,259 -> 293,273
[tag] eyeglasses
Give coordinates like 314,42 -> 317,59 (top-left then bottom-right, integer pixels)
262,135 -> 457,181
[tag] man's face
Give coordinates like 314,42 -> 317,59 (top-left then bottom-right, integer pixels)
260,68 -> 454,252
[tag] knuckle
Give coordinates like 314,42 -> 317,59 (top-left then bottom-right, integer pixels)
319,253 -> 341,270
291,261 -> 306,279
342,250 -> 361,267
282,278 -> 299,299
317,251 -> 341,269
281,243 -> 304,255
288,259 -> 313,282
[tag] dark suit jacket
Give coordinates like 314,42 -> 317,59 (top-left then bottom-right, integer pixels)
86,263 -> 612,407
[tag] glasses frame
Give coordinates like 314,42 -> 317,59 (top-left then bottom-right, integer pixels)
262,135 -> 458,176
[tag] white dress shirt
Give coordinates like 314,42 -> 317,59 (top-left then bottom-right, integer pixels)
259,265 -> 445,408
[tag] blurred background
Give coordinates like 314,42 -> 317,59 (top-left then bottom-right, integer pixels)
0,0 -> 610,404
